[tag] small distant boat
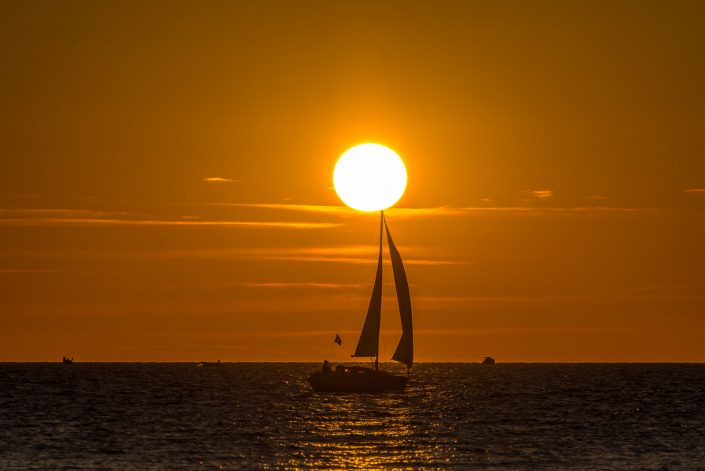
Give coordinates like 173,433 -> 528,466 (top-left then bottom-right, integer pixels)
62,356 -> 73,364
482,356 -> 495,365
198,360 -> 222,367
308,213 -> 413,393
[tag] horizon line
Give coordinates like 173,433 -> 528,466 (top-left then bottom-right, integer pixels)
0,359 -> 705,368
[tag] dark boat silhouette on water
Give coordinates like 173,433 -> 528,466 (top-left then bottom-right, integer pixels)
308,212 -> 413,393
198,360 -> 222,367
482,356 -> 496,365
62,356 -> 73,364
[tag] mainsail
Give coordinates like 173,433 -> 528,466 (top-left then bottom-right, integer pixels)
385,218 -> 414,368
352,213 -> 383,360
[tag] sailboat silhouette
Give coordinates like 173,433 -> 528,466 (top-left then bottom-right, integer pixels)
308,212 -> 413,392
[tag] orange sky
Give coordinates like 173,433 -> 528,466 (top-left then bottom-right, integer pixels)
2,0 -> 704,361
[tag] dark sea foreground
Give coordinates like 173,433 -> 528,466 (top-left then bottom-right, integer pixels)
1,363 -> 704,470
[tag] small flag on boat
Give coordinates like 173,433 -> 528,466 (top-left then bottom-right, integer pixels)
334,334 -> 342,345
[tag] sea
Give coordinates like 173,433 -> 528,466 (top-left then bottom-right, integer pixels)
1,363 -> 704,470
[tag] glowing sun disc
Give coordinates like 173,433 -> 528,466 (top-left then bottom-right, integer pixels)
333,144 -> 407,212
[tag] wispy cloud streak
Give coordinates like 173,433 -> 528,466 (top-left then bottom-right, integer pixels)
203,177 -> 240,183
0,209 -> 340,229
415,294 -> 584,304
225,202 -> 645,216
149,245 -> 462,266
458,206 -> 646,213
523,190 -> 554,199
0,209 -> 127,217
0,217 -> 341,229
233,282 -> 359,289
256,256 -> 463,265
0,268 -> 99,276
228,203 -> 464,217
684,188 -> 705,195
0,202 -> 649,234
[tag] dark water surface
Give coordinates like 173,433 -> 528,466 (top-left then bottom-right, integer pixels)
1,363 -> 704,470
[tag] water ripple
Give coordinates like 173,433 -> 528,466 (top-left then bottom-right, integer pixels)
1,363 -> 704,469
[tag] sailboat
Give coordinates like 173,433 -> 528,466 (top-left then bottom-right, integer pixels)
308,212 -> 413,392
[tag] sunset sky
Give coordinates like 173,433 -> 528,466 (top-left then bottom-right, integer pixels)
2,0 -> 704,361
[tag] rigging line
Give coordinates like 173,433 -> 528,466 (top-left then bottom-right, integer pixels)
380,220 -> 390,366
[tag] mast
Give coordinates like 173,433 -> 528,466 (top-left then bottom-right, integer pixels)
376,210 -> 382,370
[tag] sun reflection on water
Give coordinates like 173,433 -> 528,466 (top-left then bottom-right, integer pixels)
273,374 -> 453,470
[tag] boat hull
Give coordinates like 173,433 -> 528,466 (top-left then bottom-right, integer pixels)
308,369 -> 408,392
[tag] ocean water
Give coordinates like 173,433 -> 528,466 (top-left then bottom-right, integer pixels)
1,363 -> 704,470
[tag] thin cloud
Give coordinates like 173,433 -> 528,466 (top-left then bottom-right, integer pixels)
523,190 -> 553,199
0,209 -> 340,229
148,245 -> 462,266
412,327 -> 601,336
236,203 -> 352,215
381,206 -> 464,217
258,255 -> 463,265
0,269 -> 99,276
684,188 -> 705,195
250,245 -> 462,266
231,202 -> 644,217
163,327 -> 599,340
116,245 -> 375,259
458,206 -> 644,213
233,282 -> 359,289
415,294 -> 584,304
199,329 -> 363,339
230,203 -> 464,217
295,245 -> 383,256
0,217 -> 340,229
203,177 -> 241,183
413,289 -> 694,306
1,203 -> 648,234
0,208 -> 128,218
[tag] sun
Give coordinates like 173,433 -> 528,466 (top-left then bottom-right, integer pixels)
333,144 -> 407,212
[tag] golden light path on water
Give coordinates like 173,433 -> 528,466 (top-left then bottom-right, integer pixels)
280,392 -> 443,468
